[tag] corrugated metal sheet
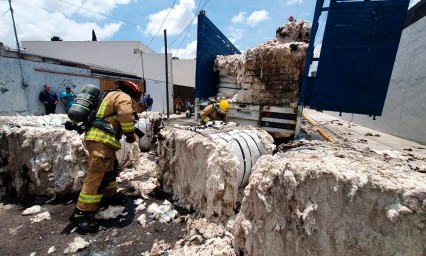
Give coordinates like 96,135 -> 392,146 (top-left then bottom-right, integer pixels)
195,11 -> 240,100
307,0 -> 410,116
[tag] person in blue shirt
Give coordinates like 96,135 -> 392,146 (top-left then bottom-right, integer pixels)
60,86 -> 76,113
39,84 -> 58,115
144,94 -> 153,112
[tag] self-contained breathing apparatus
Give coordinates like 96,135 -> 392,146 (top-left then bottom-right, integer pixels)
64,84 -> 144,138
65,84 -> 102,134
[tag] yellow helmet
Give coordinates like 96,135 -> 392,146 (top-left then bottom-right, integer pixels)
218,100 -> 229,113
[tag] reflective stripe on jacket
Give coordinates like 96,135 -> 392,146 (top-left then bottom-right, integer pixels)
84,90 -> 135,150
199,104 -> 227,124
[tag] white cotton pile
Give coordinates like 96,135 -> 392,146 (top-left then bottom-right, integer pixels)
63,236 -> 90,254
47,246 -> 56,254
158,126 -> 274,218
231,140 -> 426,256
214,41 -> 307,106
146,200 -> 177,223
22,205 -> 41,215
95,205 -> 125,220
147,218 -> 236,255
30,211 -> 51,223
1,115 -> 88,197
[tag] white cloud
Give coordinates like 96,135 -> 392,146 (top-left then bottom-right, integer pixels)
146,0 -> 196,36
79,0 -> 133,18
170,40 -> 197,59
247,10 -> 269,27
0,1 -> 122,48
232,12 -> 246,24
286,0 -> 303,6
15,0 -> 132,19
228,27 -> 245,44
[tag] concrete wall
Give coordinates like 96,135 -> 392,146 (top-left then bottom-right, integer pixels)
0,55 -> 99,115
172,59 -> 196,88
325,15 -> 426,144
22,41 -> 175,114
145,79 -> 173,114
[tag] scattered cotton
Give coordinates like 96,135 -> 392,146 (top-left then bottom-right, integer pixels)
22,205 -> 41,215
63,236 -> 90,254
30,212 -> 51,223
95,205 -> 125,220
47,246 -> 55,254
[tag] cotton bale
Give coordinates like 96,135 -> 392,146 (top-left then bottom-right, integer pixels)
231,140 -> 426,256
157,125 -> 275,218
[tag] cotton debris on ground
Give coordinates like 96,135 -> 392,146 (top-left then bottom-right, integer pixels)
63,236 -> 90,255
143,218 -> 236,256
117,151 -> 160,198
22,205 -> 41,215
146,200 -> 178,223
231,140 -> 426,256
95,205 -> 125,220
30,211 -> 51,223
157,124 -> 275,219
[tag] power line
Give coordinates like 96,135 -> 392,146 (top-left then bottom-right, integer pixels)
130,0 -> 177,73
57,0 -> 143,28
175,20 -> 194,57
296,0 -> 300,20
168,0 -> 209,49
130,54 -> 141,73
143,0 -> 177,51
1,8 -> 9,18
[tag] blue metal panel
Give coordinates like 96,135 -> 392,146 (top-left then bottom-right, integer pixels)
299,0 -> 325,107
195,11 -> 240,100
307,0 -> 409,116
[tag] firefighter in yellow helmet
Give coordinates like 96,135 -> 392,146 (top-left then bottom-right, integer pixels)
70,80 -> 140,233
200,100 -> 229,124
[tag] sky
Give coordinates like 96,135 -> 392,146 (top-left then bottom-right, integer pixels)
0,0 -> 421,59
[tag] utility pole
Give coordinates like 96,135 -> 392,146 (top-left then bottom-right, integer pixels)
9,0 -> 27,88
9,0 -> 22,58
164,29 -> 170,118
133,48 -> 146,89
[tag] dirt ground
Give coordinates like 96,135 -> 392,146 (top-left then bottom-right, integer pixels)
0,189 -> 189,256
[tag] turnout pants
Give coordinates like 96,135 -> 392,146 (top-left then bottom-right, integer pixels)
76,141 -> 118,212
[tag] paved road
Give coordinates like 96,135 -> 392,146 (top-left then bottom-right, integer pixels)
303,108 -> 426,172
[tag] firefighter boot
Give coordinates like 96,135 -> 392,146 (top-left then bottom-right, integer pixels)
69,208 -> 99,234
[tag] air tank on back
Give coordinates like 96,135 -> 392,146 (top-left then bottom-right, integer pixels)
68,84 -> 100,123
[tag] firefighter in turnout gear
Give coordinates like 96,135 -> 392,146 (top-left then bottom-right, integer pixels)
70,80 -> 140,234
200,100 -> 229,124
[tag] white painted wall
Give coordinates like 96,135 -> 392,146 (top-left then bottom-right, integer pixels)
144,79 -> 173,114
325,16 -> 426,145
22,41 -> 174,113
172,59 -> 196,87
0,55 -> 99,115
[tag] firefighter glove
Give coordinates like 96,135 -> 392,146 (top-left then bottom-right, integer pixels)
203,117 -> 211,124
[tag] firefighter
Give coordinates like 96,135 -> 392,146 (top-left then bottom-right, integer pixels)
199,100 -> 229,124
69,80 -> 140,233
